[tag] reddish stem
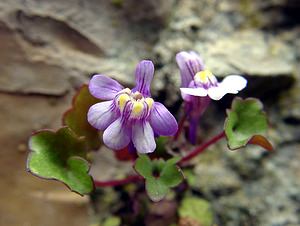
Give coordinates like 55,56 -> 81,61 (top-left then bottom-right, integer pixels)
174,112 -> 188,141
179,131 -> 226,164
94,175 -> 142,187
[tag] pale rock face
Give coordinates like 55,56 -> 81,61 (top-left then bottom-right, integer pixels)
0,0 -> 173,95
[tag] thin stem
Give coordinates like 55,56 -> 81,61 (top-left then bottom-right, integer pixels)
174,112 -> 188,141
94,175 -> 142,187
179,131 -> 226,164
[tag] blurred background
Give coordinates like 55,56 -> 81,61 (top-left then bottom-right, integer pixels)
0,0 -> 299,225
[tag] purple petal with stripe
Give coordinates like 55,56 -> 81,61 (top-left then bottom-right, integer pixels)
89,74 -> 124,100
176,51 -> 205,88
132,60 -> 154,97
149,102 -> 178,136
103,118 -> 131,150
87,100 -> 118,130
132,121 -> 156,153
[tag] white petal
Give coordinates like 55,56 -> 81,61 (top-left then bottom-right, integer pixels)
207,87 -> 226,100
207,75 -> 247,100
180,87 -> 208,97
103,118 -> 131,150
132,121 -> 156,154
220,75 -> 247,93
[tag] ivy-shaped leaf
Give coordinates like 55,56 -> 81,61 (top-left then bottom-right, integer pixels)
224,97 -> 272,150
63,85 -> 101,150
135,155 -> 183,202
27,127 -> 94,195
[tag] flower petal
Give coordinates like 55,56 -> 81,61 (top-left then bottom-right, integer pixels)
220,75 -> 247,93
87,101 -> 118,130
207,75 -> 247,100
89,74 -> 124,100
180,87 -> 208,97
133,60 -> 154,97
132,121 -> 156,154
207,86 -> 226,100
150,102 -> 178,136
103,118 -> 131,150
176,51 -> 205,88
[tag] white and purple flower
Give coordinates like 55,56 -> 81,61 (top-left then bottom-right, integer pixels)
87,60 -> 178,154
176,51 -> 247,143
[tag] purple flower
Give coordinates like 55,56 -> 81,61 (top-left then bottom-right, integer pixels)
87,60 -> 178,153
176,51 -> 247,144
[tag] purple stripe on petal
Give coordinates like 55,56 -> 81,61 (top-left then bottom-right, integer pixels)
132,60 -> 154,97
176,51 -> 205,88
149,102 -> 178,136
103,118 -> 131,150
87,100 -> 118,130
132,121 -> 156,154
89,74 -> 124,100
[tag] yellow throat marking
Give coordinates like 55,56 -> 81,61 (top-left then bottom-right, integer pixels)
145,98 -> 154,109
118,94 -> 130,111
195,70 -> 213,83
118,89 -> 154,117
132,101 -> 144,116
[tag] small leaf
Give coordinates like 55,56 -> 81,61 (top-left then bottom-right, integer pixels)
135,154 -> 153,178
27,127 -> 94,195
248,135 -> 273,151
224,97 -> 269,150
146,177 -> 169,202
160,162 -> 183,187
135,155 -> 184,202
166,156 -> 181,165
63,85 -> 101,150
178,197 -> 214,226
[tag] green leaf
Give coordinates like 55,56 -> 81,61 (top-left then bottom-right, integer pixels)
179,197 -> 214,226
224,97 -> 268,150
166,156 -> 181,165
145,177 -> 169,202
160,164 -> 183,187
135,154 -> 153,178
27,127 -> 94,195
63,85 -> 101,150
134,155 -> 184,202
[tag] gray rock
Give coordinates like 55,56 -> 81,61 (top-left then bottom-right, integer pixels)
0,0 -> 160,95
216,144 -> 300,226
195,30 -> 295,77
188,146 -> 242,197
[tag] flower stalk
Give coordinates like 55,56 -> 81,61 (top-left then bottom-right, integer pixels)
179,131 -> 226,164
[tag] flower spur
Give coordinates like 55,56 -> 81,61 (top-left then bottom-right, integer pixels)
87,60 -> 178,153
